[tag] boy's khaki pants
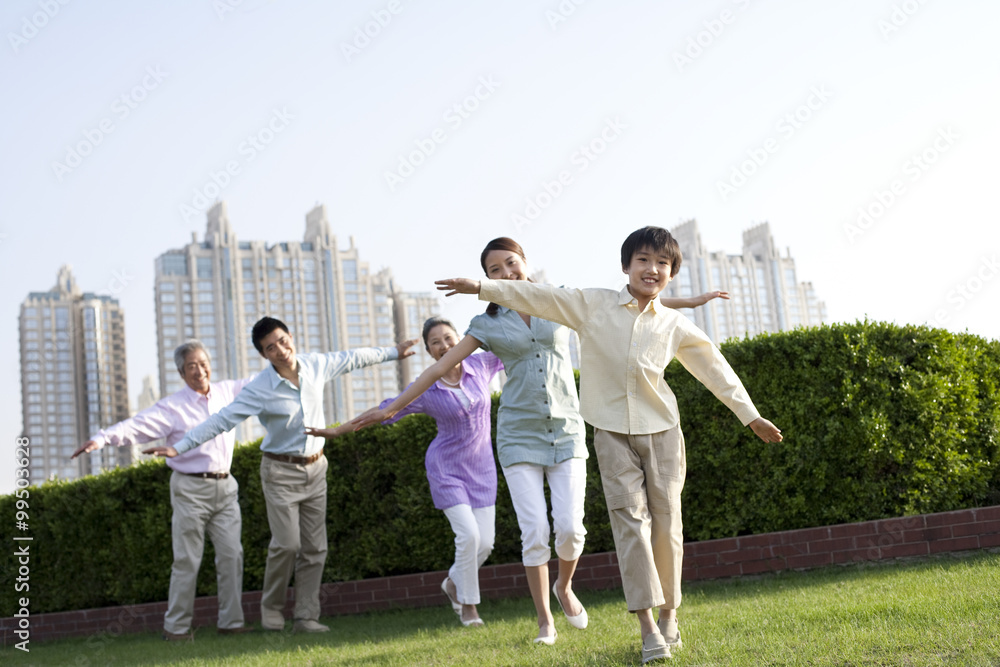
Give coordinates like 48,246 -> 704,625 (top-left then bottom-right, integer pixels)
593,427 -> 686,611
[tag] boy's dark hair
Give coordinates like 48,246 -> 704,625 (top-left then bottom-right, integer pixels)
251,316 -> 289,354
620,226 -> 682,278
480,237 -> 534,316
421,316 -> 457,351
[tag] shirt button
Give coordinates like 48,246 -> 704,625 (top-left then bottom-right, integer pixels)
632,342 -> 638,347
544,400 -> 548,404
546,416 -> 551,420
536,353 -> 540,358
531,338 -> 536,342
539,369 -> 543,373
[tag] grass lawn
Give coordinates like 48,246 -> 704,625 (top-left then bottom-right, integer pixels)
6,550 -> 999,666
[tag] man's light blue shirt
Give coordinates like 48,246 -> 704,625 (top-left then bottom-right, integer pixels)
174,347 -> 399,457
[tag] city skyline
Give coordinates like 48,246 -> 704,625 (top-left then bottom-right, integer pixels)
3,1 -> 998,493
153,200 -> 439,443
665,219 -> 827,344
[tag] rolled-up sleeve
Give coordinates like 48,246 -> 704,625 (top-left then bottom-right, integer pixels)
478,280 -> 590,331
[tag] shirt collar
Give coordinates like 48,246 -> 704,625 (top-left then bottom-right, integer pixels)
263,360 -> 299,389
617,285 -> 664,314
179,383 -> 211,401
434,357 -> 471,389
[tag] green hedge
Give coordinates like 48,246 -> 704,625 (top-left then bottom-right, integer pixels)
671,320 -> 1000,539
2,321 -> 997,615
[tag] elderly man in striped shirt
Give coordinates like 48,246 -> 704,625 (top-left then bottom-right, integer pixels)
73,340 -> 254,641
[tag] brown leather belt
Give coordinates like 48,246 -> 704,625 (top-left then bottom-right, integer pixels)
181,471 -> 230,479
262,451 -> 324,466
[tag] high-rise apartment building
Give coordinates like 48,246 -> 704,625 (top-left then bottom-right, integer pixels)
387,279 -> 440,386
19,266 -> 131,483
663,220 -> 826,343
153,202 -> 438,439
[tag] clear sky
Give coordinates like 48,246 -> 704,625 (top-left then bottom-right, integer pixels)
2,0 -> 998,494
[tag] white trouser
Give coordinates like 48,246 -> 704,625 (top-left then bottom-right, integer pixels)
501,457 -> 587,567
442,504 -> 496,605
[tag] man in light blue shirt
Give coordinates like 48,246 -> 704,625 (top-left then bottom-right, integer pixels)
160,317 -> 417,633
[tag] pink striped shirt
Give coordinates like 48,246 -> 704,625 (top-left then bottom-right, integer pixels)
91,378 -> 253,474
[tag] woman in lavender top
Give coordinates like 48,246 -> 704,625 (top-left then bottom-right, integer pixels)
308,317 -> 502,627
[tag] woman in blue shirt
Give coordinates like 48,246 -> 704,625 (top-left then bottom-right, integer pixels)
357,238 -> 589,645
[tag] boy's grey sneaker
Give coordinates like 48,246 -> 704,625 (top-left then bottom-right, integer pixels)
641,630 -> 672,663
657,616 -> 682,649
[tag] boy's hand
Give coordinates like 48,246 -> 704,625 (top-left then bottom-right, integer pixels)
699,290 -> 729,305
396,338 -> 419,359
435,278 -> 481,297
749,417 -> 782,443
143,445 -> 179,458
305,424 -> 354,439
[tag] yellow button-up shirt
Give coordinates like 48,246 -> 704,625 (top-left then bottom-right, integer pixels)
479,279 -> 760,435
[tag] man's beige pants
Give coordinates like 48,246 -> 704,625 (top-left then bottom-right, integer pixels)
593,427 -> 686,612
164,472 -> 244,634
259,455 -> 329,623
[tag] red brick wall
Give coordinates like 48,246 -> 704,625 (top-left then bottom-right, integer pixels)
4,505 -> 998,646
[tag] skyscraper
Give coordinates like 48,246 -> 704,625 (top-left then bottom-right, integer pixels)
19,266 -> 131,483
663,220 -> 826,343
153,202 -> 438,439
387,280 -> 440,386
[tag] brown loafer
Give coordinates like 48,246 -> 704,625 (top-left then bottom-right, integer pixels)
218,626 -> 252,635
163,630 -> 193,641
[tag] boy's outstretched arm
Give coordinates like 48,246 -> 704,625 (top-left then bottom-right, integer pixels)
436,278 -> 481,296
749,417 -> 782,443
438,277 -> 588,331
661,291 -> 729,309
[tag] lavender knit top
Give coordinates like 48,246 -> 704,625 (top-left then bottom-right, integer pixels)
381,352 -> 504,510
